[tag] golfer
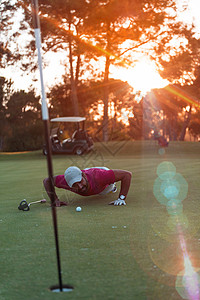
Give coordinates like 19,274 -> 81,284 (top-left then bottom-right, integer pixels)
43,166 -> 132,206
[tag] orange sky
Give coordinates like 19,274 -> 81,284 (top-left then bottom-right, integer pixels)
1,0 -> 200,95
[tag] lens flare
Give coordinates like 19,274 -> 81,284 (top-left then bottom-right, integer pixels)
151,160 -> 200,299
175,225 -> 200,300
154,171 -> 188,205
161,180 -> 180,200
157,161 -> 176,180
167,214 -> 188,232
165,86 -> 200,109
167,199 -> 183,216
158,148 -> 165,155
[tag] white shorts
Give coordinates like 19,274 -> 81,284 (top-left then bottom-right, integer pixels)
99,183 -> 116,195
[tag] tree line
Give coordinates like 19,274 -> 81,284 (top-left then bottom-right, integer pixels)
1,0 -> 200,151
1,75 -> 200,151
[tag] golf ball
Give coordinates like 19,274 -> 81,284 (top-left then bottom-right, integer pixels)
76,206 -> 82,212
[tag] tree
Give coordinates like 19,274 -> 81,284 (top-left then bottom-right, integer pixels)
2,0 -> 94,115
0,77 -> 44,151
0,77 -> 14,150
27,0 -> 94,115
48,75 -> 104,118
0,77 -> 7,149
83,79 -> 133,140
0,0 -> 33,70
2,0 -> 199,143
144,84 -> 198,141
156,25 -> 200,85
0,1 -> 15,67
180,68 -> 200,140
4,90 -> 43,151
83,0 -> 197,141
128,96 -> 155,140
188,111 -> 200,140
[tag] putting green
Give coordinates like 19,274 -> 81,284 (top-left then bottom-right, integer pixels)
0,141 -> 200,300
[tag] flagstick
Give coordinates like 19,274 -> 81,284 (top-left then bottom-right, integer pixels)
31,0 -> 63,291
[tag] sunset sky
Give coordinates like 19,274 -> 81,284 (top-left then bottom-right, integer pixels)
2,0 -> 200,95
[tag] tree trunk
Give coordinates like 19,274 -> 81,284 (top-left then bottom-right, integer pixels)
0,136 -> 3,151
171,115 -> 177,141
103,56 -> 110,142
68,14 -> 79,116
75,52 -> 81,87
179,106 -> 192,141
103,22 -> 111,142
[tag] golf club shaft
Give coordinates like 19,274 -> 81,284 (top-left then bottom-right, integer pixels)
29,199 -> 46,206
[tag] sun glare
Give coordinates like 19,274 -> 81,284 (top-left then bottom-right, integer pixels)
177,0 -> 200,34
111,57 -> 169,94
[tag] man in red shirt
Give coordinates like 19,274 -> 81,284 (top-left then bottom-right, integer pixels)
43,166 -> 132,206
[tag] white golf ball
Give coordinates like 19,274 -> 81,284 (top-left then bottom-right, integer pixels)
76,206 -> 82,212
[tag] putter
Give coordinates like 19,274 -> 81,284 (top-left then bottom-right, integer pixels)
18,199 -> 46,211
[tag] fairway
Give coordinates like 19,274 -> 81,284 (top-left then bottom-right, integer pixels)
0,141 -> 200,300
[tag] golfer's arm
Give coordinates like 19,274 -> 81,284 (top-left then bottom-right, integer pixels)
43,176 -> 59,202
112,170 -> 132,199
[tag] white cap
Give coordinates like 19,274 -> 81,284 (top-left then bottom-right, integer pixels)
64,166 -> 82,187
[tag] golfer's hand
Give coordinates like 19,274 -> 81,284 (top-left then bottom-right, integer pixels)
109,199 -> 126,205
114,199 -> 126,205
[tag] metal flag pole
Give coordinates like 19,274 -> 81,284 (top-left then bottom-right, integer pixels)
31,0 -> 64,292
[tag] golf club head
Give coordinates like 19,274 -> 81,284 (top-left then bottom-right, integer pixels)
40,199 -> 47,203
18,200 -> 30,211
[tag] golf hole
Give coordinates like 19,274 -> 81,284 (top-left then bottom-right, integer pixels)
49,284 -> 74,292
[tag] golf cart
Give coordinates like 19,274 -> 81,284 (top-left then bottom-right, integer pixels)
43,117 -> 94,155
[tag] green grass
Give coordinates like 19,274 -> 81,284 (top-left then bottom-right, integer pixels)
0,141 -> 200,300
